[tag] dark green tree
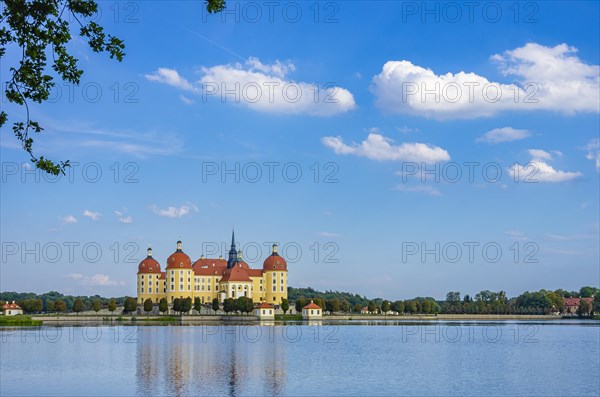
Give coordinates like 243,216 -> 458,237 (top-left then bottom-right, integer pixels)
72,298 -> 84,314
281,298 -> 289,315
223,298 -> 235,314
92,300 -> 101,313
180,297 -> 192,314
143,298 -> 153,313
54,299 -> 66,313
391,300 -> 404,314
340,299 -> 350,313
123,297 -> 137,314
421,299 -> 432,314
579,286 -> 599,298
159,298 -> 168,314
381,300 -> 391,314
367,301 -> 376,313
212,298 -> 220,314
353,303 -> 362,313
578,299 -> 591,318
295,298 -> 307,313
107,299 -> 117,314
172,298 -> 181,313
194,297 -> 202,314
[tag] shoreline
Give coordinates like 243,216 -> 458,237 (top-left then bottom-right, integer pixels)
8,313 -> 596,327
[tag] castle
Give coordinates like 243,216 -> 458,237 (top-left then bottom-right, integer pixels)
136,231 -> 288,306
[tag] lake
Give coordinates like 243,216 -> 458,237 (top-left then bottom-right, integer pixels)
1,320 -> 599,396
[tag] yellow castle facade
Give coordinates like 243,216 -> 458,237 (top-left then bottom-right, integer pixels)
136,231 -> 288,306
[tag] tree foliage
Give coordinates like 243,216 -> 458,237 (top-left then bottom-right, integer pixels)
0,0 -> 225,175
281,298 -> 289,314
123,297 -> 137,313
158,298 -> 168,314
72,298 -> 84,313
143,298 -> 153,313
212,298 -> 219,314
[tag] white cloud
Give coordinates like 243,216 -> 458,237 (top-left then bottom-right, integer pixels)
115,211 -> 133,224
477,127 -> 531,144
317,232 -> 341,238
583,138 -> 600,172
145,68 -> 199,92
150,203 -> 198,218
505,230 -> 528,241
509,149 -> 582,183
393,184 -> 441,196
62,215 -> 78,224
64,273 -> 123,286
83,210 -> 101,221
528,149 -> 553,161
146,58 -> 356,116
371,43 -> 599,119
179,95 -> 195,105
322,133 -> 450,163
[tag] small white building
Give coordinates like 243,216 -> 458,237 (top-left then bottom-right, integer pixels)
302,300 -> 322,319
2,301 -> 23,316
254,302 -> 275,319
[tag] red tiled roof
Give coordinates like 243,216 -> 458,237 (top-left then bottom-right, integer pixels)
220,264 -> 252,282
2,301 -> 21,310
361,306 -> 369,311
193,258 -> 227,269
166,251 -> 192,269
263,252 -> 287,271
257,302 -> 274,309
303,301 -> 321,310
138,256 -> 161,274
247,268 -> 263,277
564,297 -> 594,306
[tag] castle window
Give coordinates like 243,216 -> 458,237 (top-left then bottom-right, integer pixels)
171,284 -> 174,290
202,285 -> 205,291
188,278 -> 190,283
272,286 -> 276,292
180,263 -> 183,267
141,288 -> 144,293
208,285 -> 211,291
188,285 -> 190,291
149,288 -> 152,293
149,268 -> 152,272
156,282 -> 158,286
280,286 -> 284,291
180,285 -> 183,290
141,281 -> 144,286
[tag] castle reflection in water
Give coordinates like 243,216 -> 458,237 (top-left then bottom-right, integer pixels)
135,326 -> 287,396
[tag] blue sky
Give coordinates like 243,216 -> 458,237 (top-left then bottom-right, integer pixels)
1,1 -> 598,300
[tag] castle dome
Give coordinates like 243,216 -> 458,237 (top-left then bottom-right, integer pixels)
138,247 -> 161,273
263,243 -> 287,271
166,240 -> 192,270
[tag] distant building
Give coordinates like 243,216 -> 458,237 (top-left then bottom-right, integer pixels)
302,300 -> 322,319
361,306 -> 370,314
254,302 -> 275,319
136,231 -> 288,307
563,297 -> 594,315
2,301 -> 23,316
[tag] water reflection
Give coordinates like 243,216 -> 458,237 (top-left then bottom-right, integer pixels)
135,327 -> 287,396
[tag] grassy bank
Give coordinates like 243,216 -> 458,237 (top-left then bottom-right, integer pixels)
0,315 -> 43,326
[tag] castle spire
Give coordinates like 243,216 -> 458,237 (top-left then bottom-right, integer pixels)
227,229 -> 238,268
